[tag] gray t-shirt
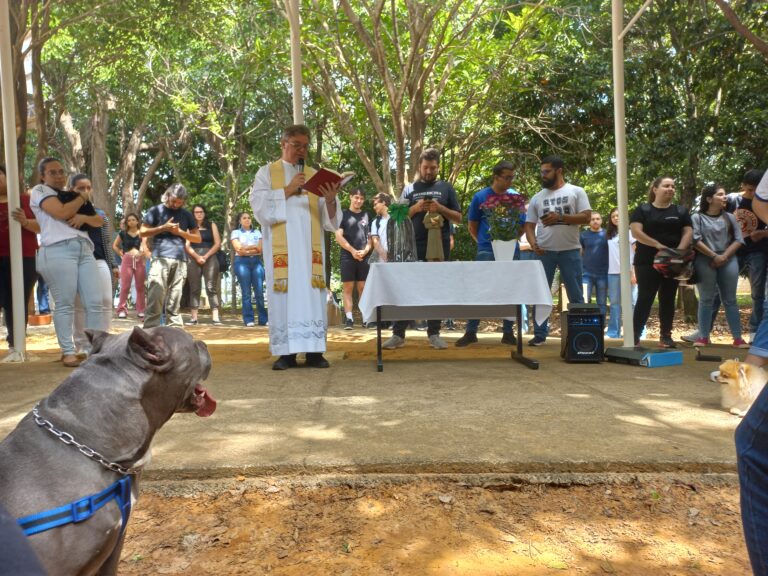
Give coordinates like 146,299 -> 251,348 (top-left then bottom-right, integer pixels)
692,212 -> 744,254
526,182 -> 591,251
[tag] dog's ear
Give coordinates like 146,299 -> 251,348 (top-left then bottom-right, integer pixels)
86,329 -> 111,354
128,326 -> 174,372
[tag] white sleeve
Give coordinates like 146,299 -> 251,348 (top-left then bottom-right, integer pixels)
756,170 -> 768,202
250,164 -> 287,227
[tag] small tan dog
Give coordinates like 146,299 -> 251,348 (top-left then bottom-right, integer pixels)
711,358 -> 767,417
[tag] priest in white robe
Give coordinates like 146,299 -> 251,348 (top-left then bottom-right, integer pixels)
250,125 -> 342,370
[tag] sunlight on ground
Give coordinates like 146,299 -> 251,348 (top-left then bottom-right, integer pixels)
293,424 -> 346,441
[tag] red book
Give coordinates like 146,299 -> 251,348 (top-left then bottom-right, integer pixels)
303,168 -> 355,196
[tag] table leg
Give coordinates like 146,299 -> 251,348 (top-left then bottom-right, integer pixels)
376,306 -> 383,372
511,303 -> 539,370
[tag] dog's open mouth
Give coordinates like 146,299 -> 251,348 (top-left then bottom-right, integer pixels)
192,384 -> 217,417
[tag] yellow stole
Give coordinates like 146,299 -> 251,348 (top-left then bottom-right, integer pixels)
268,160 -> 326,292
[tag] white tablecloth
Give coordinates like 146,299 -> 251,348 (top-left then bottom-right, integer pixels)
359,261 -> 553,324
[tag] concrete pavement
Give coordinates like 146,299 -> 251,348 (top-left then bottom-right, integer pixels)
0,323 -> 741,480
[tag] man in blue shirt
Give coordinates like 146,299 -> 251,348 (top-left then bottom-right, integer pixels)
455,161 -> 522,347
579,211 -> 608,317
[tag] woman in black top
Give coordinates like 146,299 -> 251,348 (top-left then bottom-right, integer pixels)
629,176 -> 693,348
113,213 -> 148,319
185,204 -> 222,325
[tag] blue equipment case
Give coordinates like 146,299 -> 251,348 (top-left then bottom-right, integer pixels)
604,347 -> 684,368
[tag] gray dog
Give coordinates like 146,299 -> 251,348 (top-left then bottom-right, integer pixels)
0,326 -> 216,575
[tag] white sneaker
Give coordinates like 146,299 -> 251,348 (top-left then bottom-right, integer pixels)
1,348 -> 24,363
681,331 -> 700,343
428,334 -> 448,349
245,322 -> 255,327
382,335 -> 405,350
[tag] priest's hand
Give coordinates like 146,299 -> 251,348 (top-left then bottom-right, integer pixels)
318,182 -> 339,202
285,173 -> 305,197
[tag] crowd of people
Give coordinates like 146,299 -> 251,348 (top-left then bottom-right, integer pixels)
3,126 -> 768,573
1,132 -> 767,369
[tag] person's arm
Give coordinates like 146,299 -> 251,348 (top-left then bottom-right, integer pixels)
67,212 -> 104,229
112,233 -> 123,258
428,199 -> 462,225
140,215 -> 175,238
630,221 -> 665,250
177,225 -> 201,244
677,225 -> 693,251
207,223 -> 222,258
524,221 -> 544,256
38,190 -> 89,221
542,209 -> 591,227
468,219 -> 479,243
185,239 -> 200,263
11,208 -> 40,234
335,228 -> 362,261
319,182 -> 340,221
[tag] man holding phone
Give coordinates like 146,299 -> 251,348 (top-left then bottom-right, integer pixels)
383,148 -> 462,350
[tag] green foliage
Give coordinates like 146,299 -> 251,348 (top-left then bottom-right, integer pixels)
14,0 -> 768,241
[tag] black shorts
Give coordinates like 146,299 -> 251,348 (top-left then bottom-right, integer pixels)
340,258 -> 370,282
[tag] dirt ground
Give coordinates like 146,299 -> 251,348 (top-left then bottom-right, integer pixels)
5,305 -> 755,574
120,477 -> 750,575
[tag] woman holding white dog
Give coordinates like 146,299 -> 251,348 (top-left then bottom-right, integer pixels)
692,183 -> 747,348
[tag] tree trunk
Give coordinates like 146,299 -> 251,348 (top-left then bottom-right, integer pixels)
89,99 -> 110,213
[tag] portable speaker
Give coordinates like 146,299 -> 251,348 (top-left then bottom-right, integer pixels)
560,308 -> 604,363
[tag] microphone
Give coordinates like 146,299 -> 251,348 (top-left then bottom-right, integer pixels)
297,158 -> 304,193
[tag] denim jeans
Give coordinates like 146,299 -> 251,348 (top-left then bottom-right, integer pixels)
235,256 -> 267,325
606,274 -> 622,338
36,274 -> 50,314
744,251 -> 768,334
36,237 -> 102,356
74,259 -> 114,353
582,271 -> 607,317
737,380 -> 768,576
464,250 -> 513,335
533,249 -> 584,339
695,255 -> 742,340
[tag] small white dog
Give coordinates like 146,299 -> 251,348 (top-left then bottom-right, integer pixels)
711,359 -> 767,417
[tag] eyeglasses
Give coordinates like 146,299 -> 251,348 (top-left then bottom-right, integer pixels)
286,141 -> 309,150
46,169 -> 66,176
193,210 -> 205,214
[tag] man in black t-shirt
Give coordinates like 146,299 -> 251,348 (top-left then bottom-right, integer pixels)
335,188 -> 371,329
383,148 -> 462,350
140,183 -> 200,328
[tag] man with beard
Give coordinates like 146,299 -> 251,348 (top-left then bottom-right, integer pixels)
250,124 -> 342,370
382,148 -> 462,350
524,155 -> 592,346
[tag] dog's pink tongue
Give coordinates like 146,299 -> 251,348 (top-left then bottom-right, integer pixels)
193,384 -> 217,417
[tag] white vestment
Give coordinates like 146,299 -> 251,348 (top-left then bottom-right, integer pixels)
250,160 -> 342,355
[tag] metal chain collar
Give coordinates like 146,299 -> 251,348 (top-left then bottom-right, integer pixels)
32,404 -> 140,476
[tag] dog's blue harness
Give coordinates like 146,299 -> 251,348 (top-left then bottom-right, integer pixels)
16,404 -> 138,537
17,476 -> 132,536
